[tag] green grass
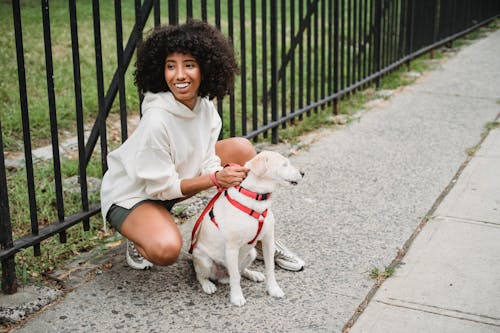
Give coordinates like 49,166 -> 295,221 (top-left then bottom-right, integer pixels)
370,266 -> 395,283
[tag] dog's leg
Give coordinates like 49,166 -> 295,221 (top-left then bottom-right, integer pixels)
262,228 -> 284,298
192,249 -> 217,294
225,244 -> 246,306
241,248 -> 265,282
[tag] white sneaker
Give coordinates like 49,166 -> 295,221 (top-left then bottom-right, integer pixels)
126,240 -> 153,270
256,239 -> 305,271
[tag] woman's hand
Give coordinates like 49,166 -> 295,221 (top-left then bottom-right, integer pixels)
215,165 -> 249,188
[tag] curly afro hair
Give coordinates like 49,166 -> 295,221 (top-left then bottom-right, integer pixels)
134,19 -> 239,100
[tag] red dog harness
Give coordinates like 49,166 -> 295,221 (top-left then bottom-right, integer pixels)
189,185 -> 271,254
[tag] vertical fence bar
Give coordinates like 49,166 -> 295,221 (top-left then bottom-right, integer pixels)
135,0 -> 143,111
153,0 -> 161,26
41,3 -> 66,233
313,0 -> 318,112
281,0 -> 287,126
262,0 -> 269,136
393,0 -> 400,62
380,0 -> 386,68
227,0 -> 235,138
346,0 -> 352,87
321,0 -> 326,105
186,0 -> 193,19
306,1 -> 313,116
240,0 -> 247,135
355,0 -> 361,83
334,0 -> 340,114
340,0 -> 345,90
215,0 -> 221,29
298,0 -> 304,121
352,0 -> 357,84
368,0 -> 375,75
69,0 -> 89,232
405,0 -> 414,69
327,0 -> 332,106
214,0 -> 223,129
114,0 -> 128,143
270,0 -> 278,143
251,0 -> 258,139
13,0 -> 40,258
0,117 -> 16,294
168,0 -> 179,25
362,0 -> 368,79
398,0 -> 407,60
92,0 -> 108,175
201,0 -> 207,21
374,0 -> 382,86
290,0 -> 296,120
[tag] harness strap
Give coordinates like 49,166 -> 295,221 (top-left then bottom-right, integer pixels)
225,191 -> 268,221
234,185 -> 271,201
225,191 -> 267,244
189,190 -> 223,254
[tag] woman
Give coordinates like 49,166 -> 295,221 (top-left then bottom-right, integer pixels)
100,19 -> 304,272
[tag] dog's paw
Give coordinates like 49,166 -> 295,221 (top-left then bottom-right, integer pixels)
200,280 -> 217,294
242,269 -> 265,282
267,284 -> 284,298
230,292 -> 247,306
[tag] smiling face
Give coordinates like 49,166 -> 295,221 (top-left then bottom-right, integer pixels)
164,52 -> 202,109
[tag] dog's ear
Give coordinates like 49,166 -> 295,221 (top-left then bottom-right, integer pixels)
246,153 -> 268,177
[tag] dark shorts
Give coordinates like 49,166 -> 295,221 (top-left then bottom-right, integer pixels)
106,199 -> 177,233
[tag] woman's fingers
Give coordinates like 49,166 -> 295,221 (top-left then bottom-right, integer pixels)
218,166 -> 249,187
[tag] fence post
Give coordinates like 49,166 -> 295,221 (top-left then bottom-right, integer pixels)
405,0 -> 415,70
0,118 -> 17,294
373,0 -> 382,87
333,0 -> 340,114
270,0 -> 278,144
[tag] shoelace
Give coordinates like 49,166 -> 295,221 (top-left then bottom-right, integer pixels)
274,241 -> 293,259
129,242 -> 144,261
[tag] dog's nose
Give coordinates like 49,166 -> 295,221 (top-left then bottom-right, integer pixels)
300,171 -> 305,178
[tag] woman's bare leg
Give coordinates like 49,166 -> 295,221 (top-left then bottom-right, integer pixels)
120,202 -> 182,266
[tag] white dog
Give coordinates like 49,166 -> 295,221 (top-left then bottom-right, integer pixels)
190,151 -> 304,306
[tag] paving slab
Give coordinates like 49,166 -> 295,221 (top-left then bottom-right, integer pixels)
349,301 -> 500,333
435,128 -> 500,224
350,216 -> 500,332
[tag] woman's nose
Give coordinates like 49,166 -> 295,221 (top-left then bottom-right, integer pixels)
176,67 -> 186,80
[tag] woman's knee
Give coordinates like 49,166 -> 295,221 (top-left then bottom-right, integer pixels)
216,137 -> 256,165
146,235 -> 182,266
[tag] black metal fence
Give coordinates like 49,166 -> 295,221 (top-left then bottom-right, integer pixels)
1,0 -> 499,294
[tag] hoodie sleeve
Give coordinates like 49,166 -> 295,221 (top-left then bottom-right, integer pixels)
134,147 -> 183,200
128,112 -> 183,200
200,105 -> 223,175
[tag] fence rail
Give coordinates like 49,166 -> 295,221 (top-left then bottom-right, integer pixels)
1,0 -> 499,294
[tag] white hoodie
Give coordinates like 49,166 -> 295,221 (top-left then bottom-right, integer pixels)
100,91 -> 222,220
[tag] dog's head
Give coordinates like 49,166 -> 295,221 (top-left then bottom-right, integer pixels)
244,151 -> 304,189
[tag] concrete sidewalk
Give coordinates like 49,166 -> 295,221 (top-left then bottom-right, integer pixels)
5,27 -> 500,333
349,126 -> 500,333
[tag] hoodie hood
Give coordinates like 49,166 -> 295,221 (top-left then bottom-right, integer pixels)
141,91 -> 202,119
